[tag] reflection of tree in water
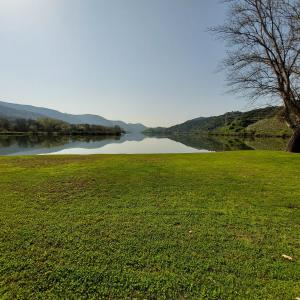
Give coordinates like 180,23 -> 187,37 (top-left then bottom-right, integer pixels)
0,136 -> 14,147
218,137 -> 254,151
0,135 -> 121,148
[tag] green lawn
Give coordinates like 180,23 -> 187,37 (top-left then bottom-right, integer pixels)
0,152 -> 299,299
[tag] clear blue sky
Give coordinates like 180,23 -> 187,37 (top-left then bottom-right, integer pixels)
0,0 -> 249,127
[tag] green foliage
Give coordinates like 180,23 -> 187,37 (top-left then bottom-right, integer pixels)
145,107 -> 289,137
0,152 -> 299,299
247,116 -> 292,137
0,117 -> 123,136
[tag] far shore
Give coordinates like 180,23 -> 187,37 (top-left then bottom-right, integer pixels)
0,131 -> 123,136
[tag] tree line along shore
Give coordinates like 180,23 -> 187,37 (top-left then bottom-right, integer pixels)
0,117 -> 124,136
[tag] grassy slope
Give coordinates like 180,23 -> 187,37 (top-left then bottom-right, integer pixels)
247,116 -> 292,137
216,116 -> 291,137
0,153 -> 299,299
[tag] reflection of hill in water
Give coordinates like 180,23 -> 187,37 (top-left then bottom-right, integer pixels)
244,137 -> 288,151
165,135 -> 253,151
0,133 -> 146,155
150,134 -> 288,152
0,133 -> 289,155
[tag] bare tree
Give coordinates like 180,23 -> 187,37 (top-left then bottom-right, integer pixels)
211,0 -> 300,152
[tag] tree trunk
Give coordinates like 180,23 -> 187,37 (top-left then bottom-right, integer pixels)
287,127 -> 300,153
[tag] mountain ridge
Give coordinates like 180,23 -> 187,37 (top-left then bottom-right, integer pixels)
0,101 -> 147,133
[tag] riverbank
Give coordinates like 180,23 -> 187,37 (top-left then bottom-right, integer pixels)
0,152 -> 299,299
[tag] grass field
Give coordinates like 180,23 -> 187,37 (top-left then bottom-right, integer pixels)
0,152 -> 299,299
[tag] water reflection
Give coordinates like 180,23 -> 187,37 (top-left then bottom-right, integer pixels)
0,133 -> 288,156
166,134 -> 288,151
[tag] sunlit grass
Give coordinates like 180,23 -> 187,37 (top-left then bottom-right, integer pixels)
0,152 -> 299,299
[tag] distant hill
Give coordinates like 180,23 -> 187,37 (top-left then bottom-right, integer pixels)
0,101 -> 147,133
0,104 -> 46,120
145,106 -> 291,137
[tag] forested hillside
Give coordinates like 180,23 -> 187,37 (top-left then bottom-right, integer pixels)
145,107 -> 291,137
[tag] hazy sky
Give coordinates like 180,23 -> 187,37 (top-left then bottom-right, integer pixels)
0,0 -> 250,127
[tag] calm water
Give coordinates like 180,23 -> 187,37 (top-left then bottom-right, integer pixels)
0,134 -> 288,156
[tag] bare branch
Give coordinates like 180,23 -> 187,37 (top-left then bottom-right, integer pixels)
210,0 -> 300,129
